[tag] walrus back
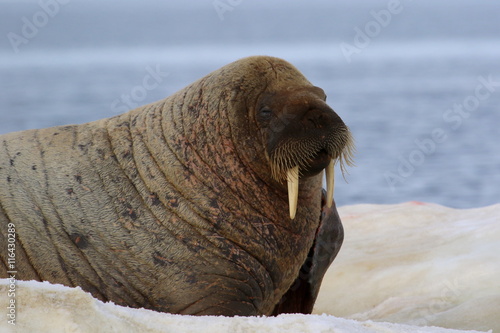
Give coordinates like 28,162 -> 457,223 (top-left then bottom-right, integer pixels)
0,118 -> 185,305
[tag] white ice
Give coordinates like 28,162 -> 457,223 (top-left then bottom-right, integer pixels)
1,202 -> 498,333
315,202 -> 499,332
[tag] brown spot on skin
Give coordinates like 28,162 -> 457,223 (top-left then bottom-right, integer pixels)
58,257 -> 69,274
96,148 -> 105,159
165,194 -> 179,208
70,233 -> 89,249
122,150 -> 131,159
150,193 -> 161,206
112,278 -> 124,288
209,198 -> 219,209
122,205 -> 138,220
187,105 -> 200,118
152,251 -> 172,267
185,274 -> 198,284
155,298 -> 173,309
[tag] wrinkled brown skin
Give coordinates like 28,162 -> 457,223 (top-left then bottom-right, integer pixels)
0,56 -> 344,316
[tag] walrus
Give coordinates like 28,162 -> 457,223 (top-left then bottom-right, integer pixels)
0,56 -> 353,316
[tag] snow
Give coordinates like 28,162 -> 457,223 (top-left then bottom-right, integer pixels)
1,202 -> 498,333
315,202 -> 500,332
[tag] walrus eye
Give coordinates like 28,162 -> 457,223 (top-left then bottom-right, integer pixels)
259,106 -> 273,118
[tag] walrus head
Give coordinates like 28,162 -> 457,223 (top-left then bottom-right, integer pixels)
254,83 -> 354,219
186,56 -> 354,220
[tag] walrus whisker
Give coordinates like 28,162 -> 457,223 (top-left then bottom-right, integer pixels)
334,130 -> 355,181
268,126 -> 354,219
270,131 -> 353,182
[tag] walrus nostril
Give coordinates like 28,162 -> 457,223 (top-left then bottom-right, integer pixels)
303,109 -> 326,128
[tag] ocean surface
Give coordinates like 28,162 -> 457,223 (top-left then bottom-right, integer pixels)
0,0 -> 499,209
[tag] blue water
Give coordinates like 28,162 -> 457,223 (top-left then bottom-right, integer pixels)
1,0 -> 499,208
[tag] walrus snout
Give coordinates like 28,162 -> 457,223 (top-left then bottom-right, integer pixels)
302,105 -> 344,132
256,87 -> 354,218
303,107 -> 331,129
299,105 -> 350,175
260,93 -> 353,180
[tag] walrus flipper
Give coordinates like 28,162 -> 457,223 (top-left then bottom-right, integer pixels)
272,189 -> 344,315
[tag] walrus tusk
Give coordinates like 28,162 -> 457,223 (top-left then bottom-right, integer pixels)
325,160 -> 334,208
287,166 -> 299,219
